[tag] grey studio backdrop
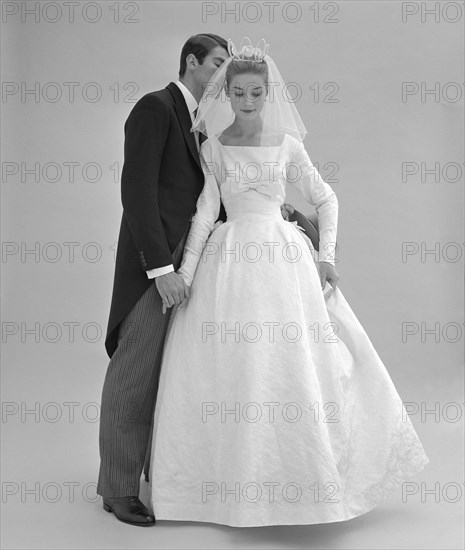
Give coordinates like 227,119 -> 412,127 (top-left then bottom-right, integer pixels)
1,1 -> 463,549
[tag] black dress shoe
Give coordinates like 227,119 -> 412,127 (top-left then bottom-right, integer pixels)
103,496 -> 156,526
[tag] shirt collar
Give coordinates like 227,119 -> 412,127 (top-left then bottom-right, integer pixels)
175,80 -> 198,118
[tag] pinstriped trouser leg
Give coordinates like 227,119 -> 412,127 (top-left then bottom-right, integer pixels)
97,226 -> 190,498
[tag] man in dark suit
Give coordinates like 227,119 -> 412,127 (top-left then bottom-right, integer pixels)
97,33 -> 319,527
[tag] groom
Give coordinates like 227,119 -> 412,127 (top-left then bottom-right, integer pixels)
97,33 -> 320,527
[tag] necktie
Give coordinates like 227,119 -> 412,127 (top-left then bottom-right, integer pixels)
193,108 -> 206,147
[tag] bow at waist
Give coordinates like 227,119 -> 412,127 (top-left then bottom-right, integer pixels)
229,179 -> 284,198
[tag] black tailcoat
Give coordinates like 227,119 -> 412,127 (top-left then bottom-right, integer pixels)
105,82 -> 226,358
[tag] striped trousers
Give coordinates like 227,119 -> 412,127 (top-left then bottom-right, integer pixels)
97,224 -> 190,498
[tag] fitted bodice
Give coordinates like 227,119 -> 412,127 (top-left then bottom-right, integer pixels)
177,133 -> 339,287
208,134 -> 291,222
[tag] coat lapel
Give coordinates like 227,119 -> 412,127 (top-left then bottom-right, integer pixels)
166,82 -> 201,170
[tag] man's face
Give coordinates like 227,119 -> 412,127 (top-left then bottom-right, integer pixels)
195,45 -> 229,93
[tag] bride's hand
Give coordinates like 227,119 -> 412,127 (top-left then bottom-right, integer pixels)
162,292 -> 190,314
177,287 -> 191,310
157,271 -> 190,314
318,261 -> 339,290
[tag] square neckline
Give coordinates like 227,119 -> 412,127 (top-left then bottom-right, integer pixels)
214,134 -> 288,148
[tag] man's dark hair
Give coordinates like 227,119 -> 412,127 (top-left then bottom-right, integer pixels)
179,33 -> 228,78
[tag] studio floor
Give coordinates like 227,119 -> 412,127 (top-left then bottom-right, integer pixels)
2,344 -> 463,550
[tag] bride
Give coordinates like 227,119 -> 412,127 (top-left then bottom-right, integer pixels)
147,38 -> 429,527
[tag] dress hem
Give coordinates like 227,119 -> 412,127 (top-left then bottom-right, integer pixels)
151,458 -> 429,528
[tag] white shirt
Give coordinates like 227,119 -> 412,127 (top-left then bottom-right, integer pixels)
146,80 -> 199,279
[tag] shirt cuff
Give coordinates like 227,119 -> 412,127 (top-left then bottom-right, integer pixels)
146,264 -> 175,279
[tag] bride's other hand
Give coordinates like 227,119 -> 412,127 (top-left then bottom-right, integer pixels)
318,261 -> 339,290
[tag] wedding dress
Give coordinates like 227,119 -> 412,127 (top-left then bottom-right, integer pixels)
147,133 -> 429,527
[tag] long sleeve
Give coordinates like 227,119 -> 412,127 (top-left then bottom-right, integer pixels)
121,95 -> 173,272
177,140 -> 221,286
286,139 -> 338,265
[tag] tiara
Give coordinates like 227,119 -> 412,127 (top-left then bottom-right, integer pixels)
227,37 -> 269,62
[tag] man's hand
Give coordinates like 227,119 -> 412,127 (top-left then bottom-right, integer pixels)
154,271 -> 190,314
318,261 -> 339,291
280,203 -> 295,221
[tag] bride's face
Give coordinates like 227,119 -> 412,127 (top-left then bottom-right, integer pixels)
226,73 -> 267,121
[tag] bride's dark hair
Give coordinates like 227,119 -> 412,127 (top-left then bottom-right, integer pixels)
225,58 -> 269,92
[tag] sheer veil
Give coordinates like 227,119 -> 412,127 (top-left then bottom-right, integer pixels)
191,37 -> 308,147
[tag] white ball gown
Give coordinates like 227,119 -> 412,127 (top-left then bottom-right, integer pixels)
147,133 -> 429,527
